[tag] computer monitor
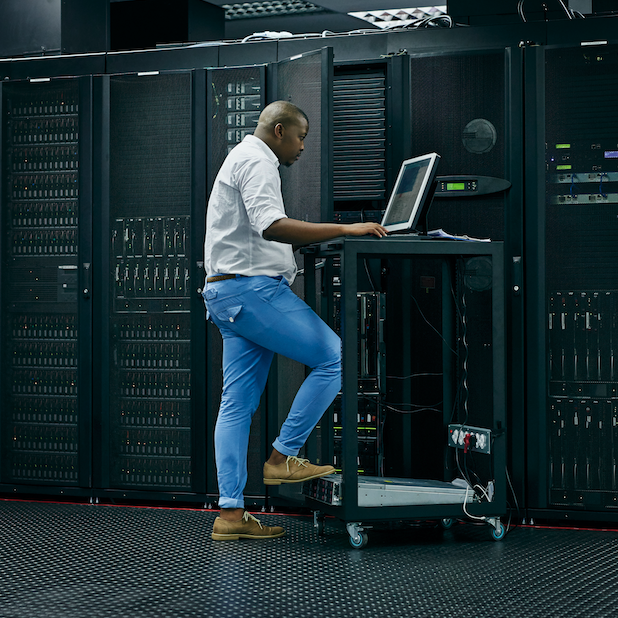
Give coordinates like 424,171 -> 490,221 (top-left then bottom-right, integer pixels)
381,152 -> 441,234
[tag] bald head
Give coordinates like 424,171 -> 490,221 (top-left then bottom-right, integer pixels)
254,101 -> 309,167
255,101 -> 309,135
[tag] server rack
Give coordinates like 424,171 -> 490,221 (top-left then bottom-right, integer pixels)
0,76 -> 93,495
94,70 -> 207,501
203,49 -> 336,507
260,49 -> 334,507
331,291 -> 386,476
406,47 -> 525,502
526,41 -> 618,521
205,64 -> 267,503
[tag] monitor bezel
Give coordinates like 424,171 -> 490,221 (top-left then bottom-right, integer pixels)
381,152 -> 441,234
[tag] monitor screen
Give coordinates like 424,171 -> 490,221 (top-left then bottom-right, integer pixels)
381,153 -> 441,233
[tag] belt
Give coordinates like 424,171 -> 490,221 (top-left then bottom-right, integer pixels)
207,274 -> 246,283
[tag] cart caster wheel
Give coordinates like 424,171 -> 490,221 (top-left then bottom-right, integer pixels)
440,518 -> 455,530
349,531 -> 369,549
489,521 -> 505,541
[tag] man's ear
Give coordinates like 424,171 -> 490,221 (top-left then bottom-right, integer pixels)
273,122 -> 284,139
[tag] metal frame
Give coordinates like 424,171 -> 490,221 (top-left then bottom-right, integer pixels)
190,68 -> 208,496
92,73 -> 110,492
77,75 -> 94,489
303,237 -> 506,525
523,43 -> 548,518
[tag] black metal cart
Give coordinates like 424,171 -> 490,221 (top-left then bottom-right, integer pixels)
301,236 -> 506,548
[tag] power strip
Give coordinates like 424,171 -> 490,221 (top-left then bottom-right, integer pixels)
448,424 -> 491,455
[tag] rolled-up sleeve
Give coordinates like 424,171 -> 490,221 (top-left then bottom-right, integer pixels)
234,157 -> 287,237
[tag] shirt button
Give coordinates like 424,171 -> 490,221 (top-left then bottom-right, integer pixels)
229,317 -> 234,322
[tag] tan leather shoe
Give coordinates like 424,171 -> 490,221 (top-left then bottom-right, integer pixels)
211,511 -> 285,541
263,456 -> 335,486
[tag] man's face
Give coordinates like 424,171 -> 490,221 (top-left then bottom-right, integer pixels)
275,117 -> 308,167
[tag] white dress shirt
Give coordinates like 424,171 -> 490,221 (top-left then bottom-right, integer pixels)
204,135 -> 297,285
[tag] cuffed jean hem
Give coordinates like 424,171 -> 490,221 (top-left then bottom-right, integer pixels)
218,497 -> 245,509
272,438 -> 299,458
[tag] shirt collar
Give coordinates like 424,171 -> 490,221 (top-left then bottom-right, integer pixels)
244,134 -> 280,168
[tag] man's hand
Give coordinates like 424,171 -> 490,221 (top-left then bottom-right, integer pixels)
342,222 -> 388,238
264,218 -> 388,247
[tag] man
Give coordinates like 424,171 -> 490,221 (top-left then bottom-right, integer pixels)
203,100 -> 387,541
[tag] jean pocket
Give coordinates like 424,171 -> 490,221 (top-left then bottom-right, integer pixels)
268,281 -> 311,313
212,304 -> 243,323
206,291 -> 244,324
253,276 -> 284,304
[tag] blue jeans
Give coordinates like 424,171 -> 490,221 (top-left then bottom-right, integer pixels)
203,275 -> 341,509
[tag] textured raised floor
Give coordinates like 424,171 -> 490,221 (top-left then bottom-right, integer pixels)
0,500 -> 617,618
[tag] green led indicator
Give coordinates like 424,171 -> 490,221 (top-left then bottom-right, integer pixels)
556,143 -> 571,149
447,182 -> 466,191
556,164 -> 572,170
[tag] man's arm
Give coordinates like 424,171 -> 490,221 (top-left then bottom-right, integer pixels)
263,218 -> 387,247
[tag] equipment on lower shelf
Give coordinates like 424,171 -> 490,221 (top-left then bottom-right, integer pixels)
303,474 -> 479,508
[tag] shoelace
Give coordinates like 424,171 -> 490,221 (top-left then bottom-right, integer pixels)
243,511 -> 263,529
286,455 -> 309,471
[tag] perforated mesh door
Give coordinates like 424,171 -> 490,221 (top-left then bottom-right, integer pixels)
110,74 -> 191,218
1,79 -> 82,486
403,52 -> 507,483
272,50 -> 330,482
108,73 -> 193,491
410,52 -> 506,241
276,51 -> 328,230
206,66 -> 266,499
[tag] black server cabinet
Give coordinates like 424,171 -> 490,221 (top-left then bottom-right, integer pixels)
330,56 -> 410,479
95,70 -> 206,500
0,76 -> 93,493
400,48 -> 525,497
264,49 -> 333,506
205,65 -> 267,503
204,50 -> 333,507
526,42 -> 618,520
204,50 -> 334,507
